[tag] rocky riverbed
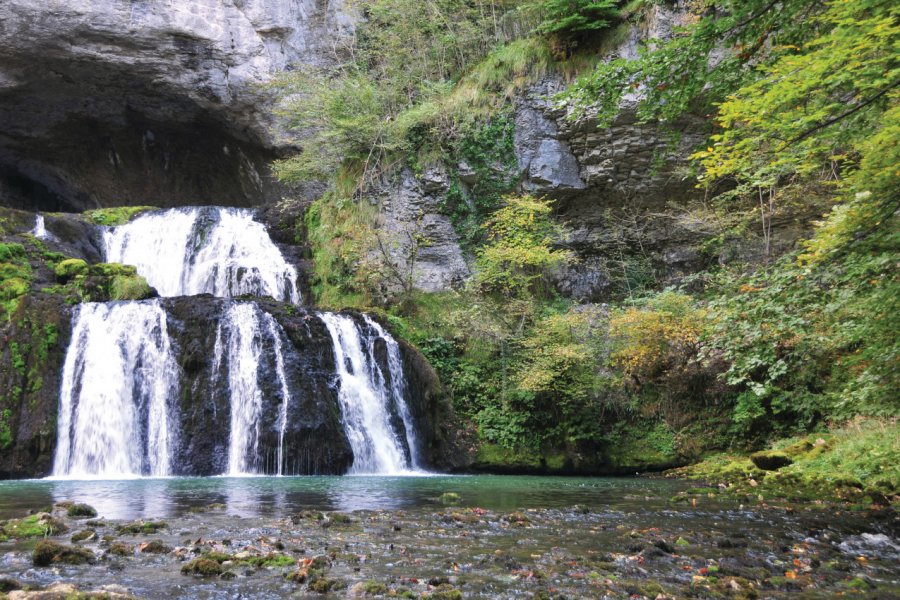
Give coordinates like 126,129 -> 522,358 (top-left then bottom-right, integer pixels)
0,480 -> 897,599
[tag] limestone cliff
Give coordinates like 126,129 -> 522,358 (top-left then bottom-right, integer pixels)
0,0 -> 354,211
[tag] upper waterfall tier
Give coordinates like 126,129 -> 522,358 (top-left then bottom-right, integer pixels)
103,207 -> 300,303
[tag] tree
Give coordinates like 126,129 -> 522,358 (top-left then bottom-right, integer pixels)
473,194 -> 575,304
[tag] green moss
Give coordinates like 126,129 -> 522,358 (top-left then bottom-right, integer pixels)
67,503 -> 97,518
110,273 -> 153,300
84,206 -> 157,226
0,243 -> 26,262
2,514 -> 67,538
115,520 -> 167,535
308,577 -> 346,593
54,259 -> 89,281
32,540 -> 95,566
363,581 -> 389,595
673,419 -> 899,504
139,540 -> 172,554
181,558 -> 223,577
604,421 -> 680,470
107,543 -> 134,556
245,553 -> 296,568
70,530 -> 95,543
473,443 -> 569,472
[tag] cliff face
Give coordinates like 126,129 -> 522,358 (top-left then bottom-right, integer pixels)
0,0 -> 354,211
373,5 -> 810,302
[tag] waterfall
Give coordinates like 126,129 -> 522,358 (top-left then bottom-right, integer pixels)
30,214 -> 53,240
320,313 -> 418,474
51,202 -> 424,478
214,302 -> 293,476
363,315 -> 421,469
53,301 -> 177,478
103,207 -> 300,303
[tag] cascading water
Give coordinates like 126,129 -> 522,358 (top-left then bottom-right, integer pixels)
30,214 -> 53,240
214,302 -> 294,476
363,316 -> 421,469
53,300 -> 177,478
320,313 -> 419,474
51,203 -> 424,478
103,207 -> 300,303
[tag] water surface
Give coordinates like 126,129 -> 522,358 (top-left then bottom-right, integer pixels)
0,475 -> 693,520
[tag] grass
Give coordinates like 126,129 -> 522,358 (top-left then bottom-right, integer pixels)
671,418 -> 899,505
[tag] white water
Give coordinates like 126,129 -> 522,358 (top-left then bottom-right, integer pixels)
53,301 -> 176,478
103,207 -> 300,303
363,315 -> 421,468
320,313 -> 418,474
30,214 -> 53,240
215,302 -> 293,475
52,204 -> 422,478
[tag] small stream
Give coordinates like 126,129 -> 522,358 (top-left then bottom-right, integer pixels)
0,476 -> 897,598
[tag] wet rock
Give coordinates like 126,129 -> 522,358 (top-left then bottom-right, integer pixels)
107,543 -> 134,557
181,558 -> 223,577
139,540 -> 172,554
7,582 -> 135,599
32,540 -> 96,566
116,520 -> 167,535
0,578 -> 23,592
71,529 -> 96,543
66,503 -> 98,518
438,493 -> 461,505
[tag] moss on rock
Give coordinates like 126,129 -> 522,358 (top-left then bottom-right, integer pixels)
54,259 -> 89,281
181,558 -> 223,577
67,503 -> 98,518
32,540 -> 96,566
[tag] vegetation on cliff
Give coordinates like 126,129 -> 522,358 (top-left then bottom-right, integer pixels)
278,0 -> 897,486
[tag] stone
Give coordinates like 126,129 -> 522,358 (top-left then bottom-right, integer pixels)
373,168 -> 470,295
0,0 -> 356,210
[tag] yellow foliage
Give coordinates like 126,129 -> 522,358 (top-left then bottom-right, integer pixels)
608,292 -> 704,380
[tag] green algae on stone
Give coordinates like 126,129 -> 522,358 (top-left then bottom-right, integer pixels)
2,513 -> 67,538
67,503 -> 98,518
116,520 -> 168,535
181,558 -> 223,577
32,540 -> 95,566
71,529 -> 96,543
107,543 -> 134,557
54,259 -> 89,281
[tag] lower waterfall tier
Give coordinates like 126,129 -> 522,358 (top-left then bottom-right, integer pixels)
0,296 -> 446,479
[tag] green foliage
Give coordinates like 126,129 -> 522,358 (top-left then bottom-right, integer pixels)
702,220 -> 899,435
474,195 -> 575,301
441,115 -> 518,247
608,291 -> 703,383
0,243 -> 31,319
84,206 -> 156,226
529,0 -> 620,40
563,0 -> 825,125
0,408 -> 12,450
274,71 -> 389,184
